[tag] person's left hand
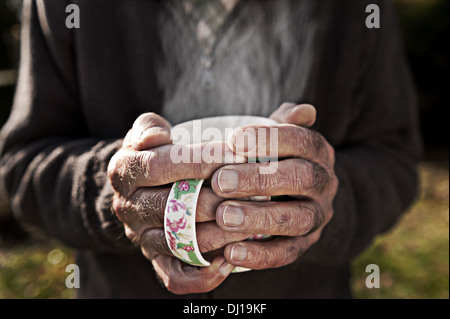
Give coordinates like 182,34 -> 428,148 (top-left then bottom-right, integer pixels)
211,103 -> 339,270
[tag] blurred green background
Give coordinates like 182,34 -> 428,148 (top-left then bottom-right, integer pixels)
0,0 -> 448,299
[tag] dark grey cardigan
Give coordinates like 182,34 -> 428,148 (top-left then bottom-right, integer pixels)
0,0 -> 421,298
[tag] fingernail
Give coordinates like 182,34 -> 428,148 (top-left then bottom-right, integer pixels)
233,129 -> 256,153
222,205 -> 244,227
219,261 -> 235,276
230,244 -> 247,262
133,127 -> 169,149
217,169 -> 239,192
289,104 -> 301,114
140,127 -> 169,141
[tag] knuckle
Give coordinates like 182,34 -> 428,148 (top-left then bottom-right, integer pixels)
331,173 -> 339,196
130,188 -> 168,225
275,242 -> 302,268
299,204 -> 319,235
107,151 -> 126,190
153,231 -> 171,255
267,207 -> 291,234
107,152 -> 120,177
307,130 -> 326,154
294,127 -> 325,157
311,164 -> 330,195
108,149 -> 157,191
278,244 -> 301,267
325,142 -> 336,165
285,243 -> 302,264
124,152 -> 145,179
296,161 -> 330,196
152,188 -> 170,216
111,196 -> 130,220
135,150 -> 161,184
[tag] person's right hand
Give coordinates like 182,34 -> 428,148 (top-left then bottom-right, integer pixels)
107,113 -> 248,294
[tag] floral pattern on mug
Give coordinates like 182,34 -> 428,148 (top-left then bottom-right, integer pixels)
177,181 -> 190,191
173,179 -> 198,199
167,216 -> 187,234
164,179 -> 209,266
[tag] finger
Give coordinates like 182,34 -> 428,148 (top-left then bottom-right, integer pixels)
122,129 -> 134,148
152,255 -> 235,294
131,112 -> 172,150
211,158 -> 330,198
113,187 -> 221,229
216,200 -> 323,236
139,228 -> 173,259
195,187 -> 227,222
228,124 -> 333,166
224,236 -> 315,270
269,103 -> 317,127
112,187 -> 171,228
108,142 -> 246,196
196,221 -> 252,253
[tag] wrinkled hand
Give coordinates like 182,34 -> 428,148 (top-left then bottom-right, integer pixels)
107,103 -> 337,294
212,103 -> 338,270
107,113 -> 248,294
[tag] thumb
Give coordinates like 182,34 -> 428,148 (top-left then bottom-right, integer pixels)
269,102 -> 317,127
128,112 -> 172,150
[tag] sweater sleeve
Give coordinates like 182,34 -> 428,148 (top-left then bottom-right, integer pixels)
0,1 -> 133,252
303,0 -> 423,264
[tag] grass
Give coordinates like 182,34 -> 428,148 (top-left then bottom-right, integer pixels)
351,160 -> 449,299
0,160 -> 448,299
0,242 -> 74,298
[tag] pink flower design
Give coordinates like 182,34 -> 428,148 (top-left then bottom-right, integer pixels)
183,245 -> 194,252
167,216 -> 187,233
249,234 -> 265,240
166,231 -> 177,251
177,181 -> 190,192
167,199 -> 187,214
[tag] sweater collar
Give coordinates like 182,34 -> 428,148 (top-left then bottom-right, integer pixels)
175,0 -> 240,54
